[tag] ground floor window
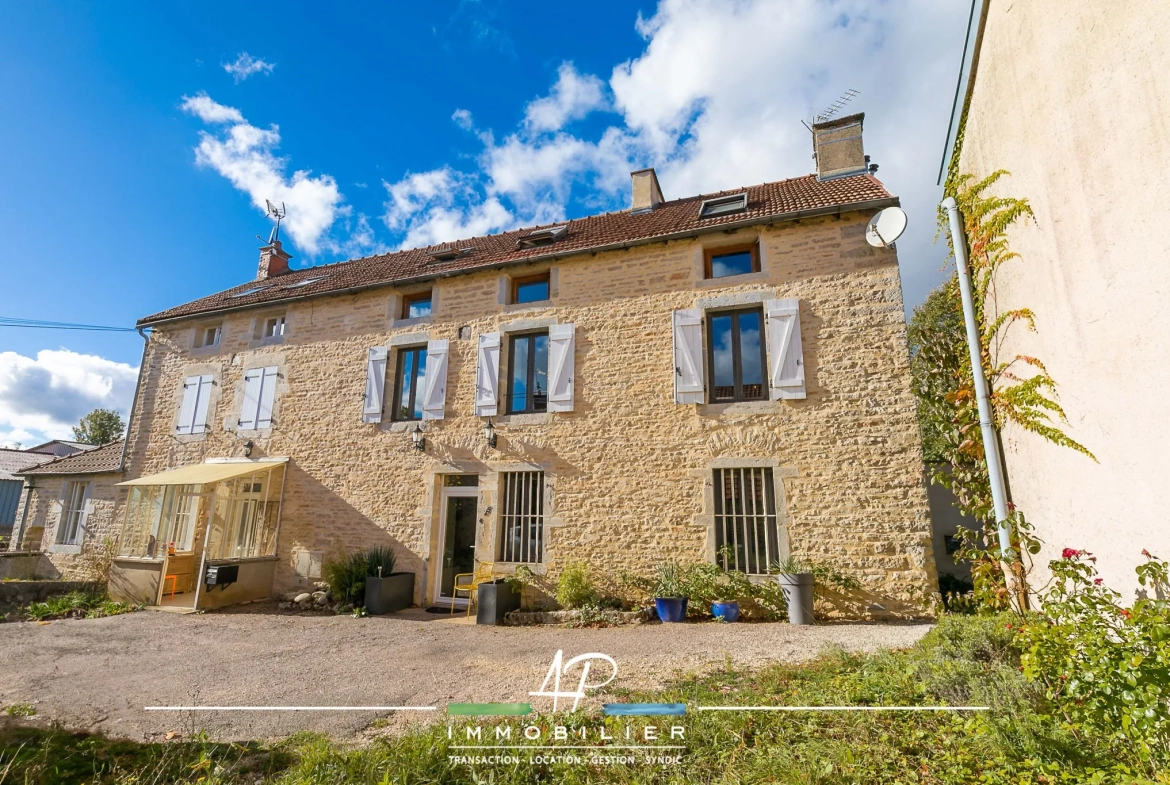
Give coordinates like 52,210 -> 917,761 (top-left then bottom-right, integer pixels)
57,480 -> 89,546
499,471 -> 544,563
713,467 -> 780,574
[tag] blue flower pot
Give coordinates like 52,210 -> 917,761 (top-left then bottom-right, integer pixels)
711,601 -> 739,622
654,597 -> 688,623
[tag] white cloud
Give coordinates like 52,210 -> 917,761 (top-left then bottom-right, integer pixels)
451,108 -> 474,131
379,0 -> 968,311
383,167 -> 514,249
223,52 -> 275,83
0,350 -> 138,447
523,62 -> 608,133
181,92 -> 363,257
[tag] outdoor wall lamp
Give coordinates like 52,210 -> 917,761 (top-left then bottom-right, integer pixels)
243,439 -> 254,458
411,423 -> 426,452
482,417 -> 497,449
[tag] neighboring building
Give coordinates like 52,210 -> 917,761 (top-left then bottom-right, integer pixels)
942,1 -> 1168,598
10,440 -> 124,579
0,449 -> 55,540
107,116 -> 938,615
26,440 -> 96,458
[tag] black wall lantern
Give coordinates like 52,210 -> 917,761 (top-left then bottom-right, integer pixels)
482,417 -> 497,449
411,423 -> 426,452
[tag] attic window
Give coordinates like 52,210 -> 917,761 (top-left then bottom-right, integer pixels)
698,193 -> 748,219
282,275 -> 329,290
517,224 -> 568,248
230,286 -> 270,298
429,247 -> 475,262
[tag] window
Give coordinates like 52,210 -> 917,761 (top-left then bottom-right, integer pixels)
512,273 -> 550,304
704,244 -> 759,279
507,332 -> 549,413
238,366 -> 279,429
516,225 -> 567,248
230,286 -> 269,299
499,471 -> 544,563
57,481 -> 89,546
282,275 -> 329,290
392,345 -> 428,421
260,315 -> 285,340
708,307 -> 767,402
714,467 -> 780,574
195,324 -> 222,349
402,291 -> 432,319
698,193 -> 747,219
176,375 -> 214,435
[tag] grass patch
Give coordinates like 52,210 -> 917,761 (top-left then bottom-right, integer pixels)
22,591 -> 139,622
0,615 -> 1161,783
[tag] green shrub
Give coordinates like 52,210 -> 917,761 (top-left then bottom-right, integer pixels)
365,546 -> 396,577
24,590 -> 138,621
554,561 -> 596,609
323,552 -> 368,606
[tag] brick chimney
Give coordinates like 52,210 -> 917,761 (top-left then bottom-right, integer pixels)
811,112 -> 868,181
630,167 -> 665,213
257,239 -> 292,280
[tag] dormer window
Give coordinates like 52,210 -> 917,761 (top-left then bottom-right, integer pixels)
517,225 -> 568,248
698,193 -> 747,219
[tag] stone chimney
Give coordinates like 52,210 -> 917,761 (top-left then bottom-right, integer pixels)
811,112 -> 868,181
630,167 -> 665,213
257,239 -> 292,280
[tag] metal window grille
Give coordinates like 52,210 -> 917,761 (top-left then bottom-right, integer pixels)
714,467 -> 779,574
499,471 -> 544,563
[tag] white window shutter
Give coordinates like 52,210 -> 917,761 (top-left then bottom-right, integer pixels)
422,339 -> 449,420
475,333 -> 500,416
766,298 -> 806,400
176,376 -> 200,435
363,347 -> 388,423
257,366 -> 279,427
192,375 -> 213,433
547,323 -> 575,412
77,487 -> 94,541
239,369 -> 262,429
672,309 -> 705,404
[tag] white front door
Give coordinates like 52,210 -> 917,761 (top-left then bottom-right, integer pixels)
434,479 -> 480,606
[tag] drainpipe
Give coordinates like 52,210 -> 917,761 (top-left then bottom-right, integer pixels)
942,197 -> 1015,559
119,327 -> 152,472
10,480 -> 34,551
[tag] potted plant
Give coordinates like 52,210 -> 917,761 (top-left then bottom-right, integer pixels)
775,556 -> 814,625
363,546 -> 415,615
711,597 -> 740,622
652,562 -> 688,623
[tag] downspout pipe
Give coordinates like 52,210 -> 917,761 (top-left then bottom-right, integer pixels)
942,196 -> 1013,555
119,327 -> 151,473
10,479 -> 34,551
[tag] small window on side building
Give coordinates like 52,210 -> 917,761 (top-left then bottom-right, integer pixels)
704,244 -> 760,279
195,324 -> 222,349
402,291 -> 432,320
512,273 -> 550,304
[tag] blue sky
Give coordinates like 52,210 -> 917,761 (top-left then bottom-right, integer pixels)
0,1 -> 970,445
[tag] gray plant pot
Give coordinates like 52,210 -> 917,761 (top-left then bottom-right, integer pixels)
364,572 -> 415,615
475,579 -> 521,625
778,572 -> 815,625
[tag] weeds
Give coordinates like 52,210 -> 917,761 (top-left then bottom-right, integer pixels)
22,591 -> 139,622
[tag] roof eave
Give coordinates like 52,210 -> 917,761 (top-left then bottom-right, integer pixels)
137,195 -> 900,329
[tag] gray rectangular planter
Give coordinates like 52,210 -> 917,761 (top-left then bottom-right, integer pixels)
475,579 -> 521,625
364,572 -> 415,615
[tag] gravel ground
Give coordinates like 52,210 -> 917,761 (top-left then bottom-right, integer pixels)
0,604 -> 930,742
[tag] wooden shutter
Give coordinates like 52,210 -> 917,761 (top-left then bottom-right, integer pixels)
238,369 -> 262,429
766,298 -> 806,399
363,347 -> 388,423
475,332 -> 500,416
421,339 -> 449,420
77,485 -> 94,542
547,323 -> 575,412
192,375 -> 213,432
672,309 -> 705,404
257,366 -> 279,427
176,376 -> 200,434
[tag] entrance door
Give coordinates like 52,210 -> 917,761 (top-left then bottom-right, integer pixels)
436,481 -> 479,605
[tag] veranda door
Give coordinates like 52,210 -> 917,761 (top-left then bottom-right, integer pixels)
435,481 -> 478,607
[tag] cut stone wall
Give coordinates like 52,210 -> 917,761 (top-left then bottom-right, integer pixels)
12,474 -> 122,581
120,212 -> 936,617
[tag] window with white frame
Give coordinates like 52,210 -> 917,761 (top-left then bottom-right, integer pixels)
238,366 -> 279,429
259,315 -> 286,340
176,375 -> 214,435
498,471 -> 544,563
57,480 -> 90,546
713,467 -> 780,574
194,324 -> 222,349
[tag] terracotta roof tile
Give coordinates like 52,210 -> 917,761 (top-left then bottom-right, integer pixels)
140,173 -> 894,325
17,440 -> 124,476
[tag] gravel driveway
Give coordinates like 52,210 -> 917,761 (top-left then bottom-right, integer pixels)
0,604 -> 930,742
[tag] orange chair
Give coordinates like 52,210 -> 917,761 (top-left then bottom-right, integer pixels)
163,574 -> 179,599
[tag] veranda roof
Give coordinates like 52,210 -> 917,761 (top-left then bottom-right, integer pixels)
117,459 -> 286,487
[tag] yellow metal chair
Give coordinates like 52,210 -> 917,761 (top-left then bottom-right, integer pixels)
451,562 -> 496,618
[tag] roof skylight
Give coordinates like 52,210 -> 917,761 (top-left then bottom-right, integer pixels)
428,247 -> 476,262
229,286 -> 270,298
517,224 -> 568,248
282,275 -> 330,289
698,193 -> 748,219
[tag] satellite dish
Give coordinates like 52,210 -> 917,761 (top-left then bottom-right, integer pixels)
865,206 -> 907,248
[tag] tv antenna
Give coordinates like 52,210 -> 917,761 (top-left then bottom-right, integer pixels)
265,200 -> 286,244
812,89 -> 859,124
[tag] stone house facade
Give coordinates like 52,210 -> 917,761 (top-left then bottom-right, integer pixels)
110,117 -> 937,616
